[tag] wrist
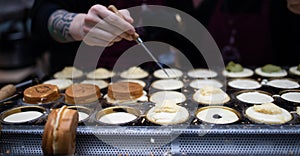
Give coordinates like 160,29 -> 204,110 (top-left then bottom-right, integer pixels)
48,10 -> 77,43
70,13 -> 86,41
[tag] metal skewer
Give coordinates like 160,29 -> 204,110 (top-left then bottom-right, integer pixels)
108,5 -> 170,77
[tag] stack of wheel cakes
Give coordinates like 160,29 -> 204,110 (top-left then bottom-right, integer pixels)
42,106 -> 78,155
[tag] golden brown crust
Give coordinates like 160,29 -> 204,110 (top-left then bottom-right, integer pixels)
42,108 -> 58,155
24,84 -> 60,104
108,82 -> 143,100
65,84 -> 101,104
54,108 -> 78,154
42,106 -> 78,155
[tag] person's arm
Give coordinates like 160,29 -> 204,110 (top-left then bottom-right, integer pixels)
47,10 -> 77,42
30,0 -> 62,56
47,4 -> 136,46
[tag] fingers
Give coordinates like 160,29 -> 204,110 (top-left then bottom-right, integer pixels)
93,20 -> 133,40
82,4 -> 136,46
89,5 -> 135,34
83,36 -> 114,47
83,26 -> 123,46
83,17 -> 133,41
83,25 -> 122,42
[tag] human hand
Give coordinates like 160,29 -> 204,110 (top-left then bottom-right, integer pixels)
287,0 -> 300,15
70,4 -> 136,47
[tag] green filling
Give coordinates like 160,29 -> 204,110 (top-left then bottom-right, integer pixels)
225,61 -> 243,72
297,64 -> 300,71
261,64 -> 281,73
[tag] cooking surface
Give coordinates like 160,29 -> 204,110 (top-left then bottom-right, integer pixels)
0,67 -> 300,155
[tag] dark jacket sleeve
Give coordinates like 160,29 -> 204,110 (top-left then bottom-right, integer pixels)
30,0 -> 63,55
30,0 -> 101,54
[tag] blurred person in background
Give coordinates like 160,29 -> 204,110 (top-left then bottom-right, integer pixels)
167,0 -> 300,67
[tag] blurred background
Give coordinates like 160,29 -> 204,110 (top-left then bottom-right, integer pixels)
0,0 -> 36,85
1,0 -> 300,85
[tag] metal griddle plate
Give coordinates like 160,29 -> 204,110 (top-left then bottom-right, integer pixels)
1,124 -> 300,155
1,69 -> 300,155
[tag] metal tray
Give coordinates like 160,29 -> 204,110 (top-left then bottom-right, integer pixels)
1,124 -> 300,155
1,69 -> 300,155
